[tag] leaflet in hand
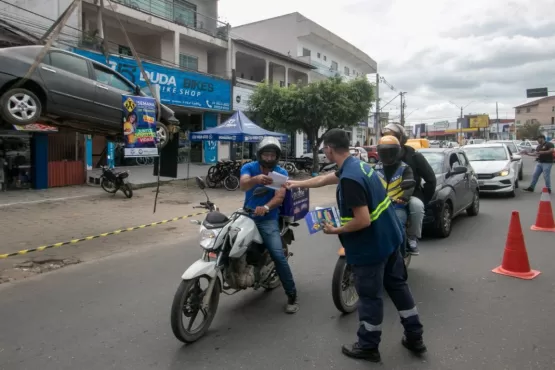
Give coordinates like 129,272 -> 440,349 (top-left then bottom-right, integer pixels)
304,206 -> 341,234
265,171 -> 288,190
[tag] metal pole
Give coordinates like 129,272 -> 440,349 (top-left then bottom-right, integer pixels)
496,101 -> 500,140
374,73 -> 380,144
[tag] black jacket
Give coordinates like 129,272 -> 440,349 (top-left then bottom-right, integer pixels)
400,145 -> 436,204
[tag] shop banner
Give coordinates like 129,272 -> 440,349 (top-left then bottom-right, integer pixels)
73,49 -> 232,112
203,112 -> 218,164
122,95 -> 159,157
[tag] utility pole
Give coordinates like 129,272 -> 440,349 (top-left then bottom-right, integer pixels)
496,102 -> 500,139
374,73 -> 380,144
400,92 -> 407,126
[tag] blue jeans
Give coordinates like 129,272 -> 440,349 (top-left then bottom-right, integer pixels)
255,219 -> 296,296
530,162 -> 552,190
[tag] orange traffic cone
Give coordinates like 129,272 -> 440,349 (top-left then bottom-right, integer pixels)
492,211 -> 540,280
531,187 -> 555,232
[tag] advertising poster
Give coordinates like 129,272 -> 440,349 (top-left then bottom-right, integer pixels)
122,95 -> 159,157
73,49 -> 232,112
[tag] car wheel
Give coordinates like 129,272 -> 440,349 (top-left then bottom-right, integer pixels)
435,201 -> 452,238
466,192 -> 479,216
156,122 -> 169,148
508,183 -> 516,198
0,88 -> 42,125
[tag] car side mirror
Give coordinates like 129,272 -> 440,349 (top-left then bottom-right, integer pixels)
511,155 -> 521,161
451,166 -> 467,175
195,176 -> 206,190
253,187 -> 269,197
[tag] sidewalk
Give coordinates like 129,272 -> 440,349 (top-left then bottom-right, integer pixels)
86,163 -> 211,188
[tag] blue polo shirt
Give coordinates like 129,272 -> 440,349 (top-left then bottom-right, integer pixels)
240,161 -> 288,222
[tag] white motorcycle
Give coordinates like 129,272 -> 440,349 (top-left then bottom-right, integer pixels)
170,177 -> 297,344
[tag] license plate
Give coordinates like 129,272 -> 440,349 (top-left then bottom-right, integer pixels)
479,181 -> 485,186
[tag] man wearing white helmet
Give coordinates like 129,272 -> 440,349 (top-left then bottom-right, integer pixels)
240,136 -> 299,314
381,124 -> 436,254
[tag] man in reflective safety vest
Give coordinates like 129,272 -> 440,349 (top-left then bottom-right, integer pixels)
286,129 -> 426,363
375,136 -> 418,255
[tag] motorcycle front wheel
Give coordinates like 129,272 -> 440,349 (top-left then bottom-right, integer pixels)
122,184 -> 133,198
331,257 -> 358,314
100,178 -> 118,194
170,276 -> 221,344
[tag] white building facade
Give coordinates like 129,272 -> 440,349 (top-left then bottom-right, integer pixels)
232,12 -> 378,149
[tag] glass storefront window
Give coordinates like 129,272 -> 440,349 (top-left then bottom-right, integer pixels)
0,135 -> 32,190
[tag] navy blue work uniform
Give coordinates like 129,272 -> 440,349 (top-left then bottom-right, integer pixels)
335,156 -> 424,349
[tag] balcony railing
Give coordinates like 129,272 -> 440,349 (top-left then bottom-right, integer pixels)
111,0 -> 229,41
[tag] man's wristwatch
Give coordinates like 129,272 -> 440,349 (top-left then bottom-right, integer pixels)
263,205 -> 270,212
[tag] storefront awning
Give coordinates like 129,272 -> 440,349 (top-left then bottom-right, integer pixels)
12,123 -> 58,132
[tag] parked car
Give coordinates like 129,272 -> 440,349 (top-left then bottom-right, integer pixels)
519,140 -> 539,154
489,140 -> 524,180
0,46 -> 179,147
301,148 -> 330,164
419,148 -> 480,238
462,143 -> 520,197
349,146 -> 368,162
362,145 -> 378,164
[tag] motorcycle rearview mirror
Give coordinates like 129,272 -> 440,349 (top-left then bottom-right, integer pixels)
399,179 -> 416,190
196,176 -> 210,203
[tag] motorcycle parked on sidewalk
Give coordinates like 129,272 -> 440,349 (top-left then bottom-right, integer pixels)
170,177 -> 297,343
331,179 -> 415,314
100,166 -> 133,198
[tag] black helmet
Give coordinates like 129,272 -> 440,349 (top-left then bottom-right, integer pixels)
378,135 -> 401,166
256,137 -> 281,169
381,123 -> 408,145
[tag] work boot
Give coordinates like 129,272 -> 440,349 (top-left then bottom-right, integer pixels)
285,293 -> 299,314
402,336 -> 427,354
341,343 -> 381,362
408,238 -> 420,255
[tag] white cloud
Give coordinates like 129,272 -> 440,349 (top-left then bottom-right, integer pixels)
219,0 -> 555,124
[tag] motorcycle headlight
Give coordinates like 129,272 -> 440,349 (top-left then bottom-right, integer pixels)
199,227 -> 221,250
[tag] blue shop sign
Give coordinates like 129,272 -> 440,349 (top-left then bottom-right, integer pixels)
73,49 -> 232,112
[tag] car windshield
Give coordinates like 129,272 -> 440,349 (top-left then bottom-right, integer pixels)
493,142 -> 517,153
420,152 -> 444,174
529,141 -> 539,146
464,147 -> 508,161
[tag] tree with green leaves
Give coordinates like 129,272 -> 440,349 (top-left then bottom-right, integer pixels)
517,121 -> 541,140
248,76 -> 374,174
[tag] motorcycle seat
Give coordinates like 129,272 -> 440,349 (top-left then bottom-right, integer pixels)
203,211 -> 230,229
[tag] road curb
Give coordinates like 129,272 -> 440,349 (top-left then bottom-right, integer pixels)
0,211 -> 208,260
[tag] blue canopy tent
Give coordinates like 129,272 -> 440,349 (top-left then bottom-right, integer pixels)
189,111 -> 287,143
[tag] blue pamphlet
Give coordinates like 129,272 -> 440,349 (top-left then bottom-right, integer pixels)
305,206 -> 341,234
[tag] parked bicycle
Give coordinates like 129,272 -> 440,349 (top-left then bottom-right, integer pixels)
205,159 -> 252,191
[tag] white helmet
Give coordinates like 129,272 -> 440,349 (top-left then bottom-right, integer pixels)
257,137 -> 282,168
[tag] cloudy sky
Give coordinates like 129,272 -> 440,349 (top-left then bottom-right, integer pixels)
219,0 -> 555,125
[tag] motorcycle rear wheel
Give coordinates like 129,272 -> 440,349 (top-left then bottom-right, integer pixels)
171,276 -> 221,344
331,257 -> 358,314
100,178 -> 118,194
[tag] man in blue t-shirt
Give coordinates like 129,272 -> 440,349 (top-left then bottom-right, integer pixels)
239,137 -> 299,314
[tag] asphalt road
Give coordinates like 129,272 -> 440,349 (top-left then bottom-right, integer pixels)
1,157 -> 555,370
